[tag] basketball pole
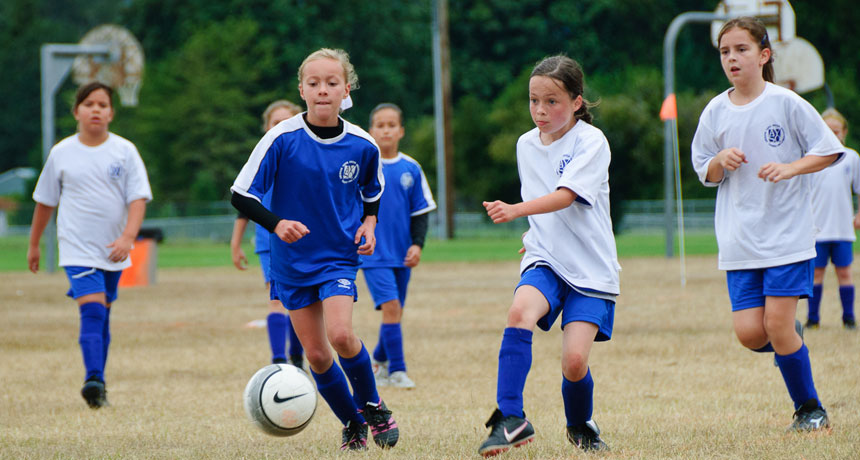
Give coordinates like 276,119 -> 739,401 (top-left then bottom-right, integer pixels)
40,44 -> 113,273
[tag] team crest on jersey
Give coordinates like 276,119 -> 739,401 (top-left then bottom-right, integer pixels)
108,162 -> 124,180
400,172 -> 414,190
339,161 -> 360,183
336,279 -> 352,289
764,124 -> 785,147
557,154 -> 573,176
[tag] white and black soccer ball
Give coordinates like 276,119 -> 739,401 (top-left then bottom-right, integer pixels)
243,364 -> 317,436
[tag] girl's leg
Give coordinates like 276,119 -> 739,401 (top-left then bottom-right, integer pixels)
560,321 -> 598,427
834,265 -> 855,325
266,298 -> 288,364
765,296 -> 820,410
732,306 -> 772,351
379,299 -> 405,373
808,268 -> 826,326
77,292 -> 108,383
323,295 -> 378,407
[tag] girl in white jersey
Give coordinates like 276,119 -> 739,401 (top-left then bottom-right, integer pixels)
806,108 -> 860,330
477,55 -> 620,457
691,17 -> 843,432
28,82 -> 153,409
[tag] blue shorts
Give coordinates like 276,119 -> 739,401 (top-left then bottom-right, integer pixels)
726,259 -> 813,311
274,278 -> 358,310
64,266 -> 122,304
517,265 -> 615,342
257,251 -> 272,284
362,267 -> 411,309
814,241 -> 853,268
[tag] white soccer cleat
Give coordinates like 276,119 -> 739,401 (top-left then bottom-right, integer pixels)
386,371 -> 416,389
371,357 -> 389,380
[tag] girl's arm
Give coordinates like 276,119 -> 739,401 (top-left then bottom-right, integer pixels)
758,153 -> 840,183
230,217 -> 249,270
27,203 -> 55,273
107,198 -> 147,263
483,188 -> 577,224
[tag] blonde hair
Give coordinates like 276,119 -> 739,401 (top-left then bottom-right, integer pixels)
261,100 -> 301,132
821,108 -> 848,133
297,48 -> 359,90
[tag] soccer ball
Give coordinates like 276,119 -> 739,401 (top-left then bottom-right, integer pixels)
243,364 -> 317,436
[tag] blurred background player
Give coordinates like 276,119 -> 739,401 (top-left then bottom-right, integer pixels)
691,17 -> 842,432
363,103 -> 436,389
230,99 -> 307,368
806,108 -> 860,330
478,55 -> 619,457
231,48 -> 398,451
27,82 -> 152,409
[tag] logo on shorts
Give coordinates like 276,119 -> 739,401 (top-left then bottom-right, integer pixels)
557,154 -> 573,176
337,279 -> 352,289
400,172 -> 414,190
764,124 -> 785,147
339,161 -> 359,183
108,162 -> 124,180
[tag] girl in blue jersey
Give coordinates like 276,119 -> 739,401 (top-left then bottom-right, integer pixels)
231,48 -> 397,452
691,17 -> 843,432
28,82 -> 152,409
230,100 -> 306,368
362,103 -> 436,389
477,55 -> 620,457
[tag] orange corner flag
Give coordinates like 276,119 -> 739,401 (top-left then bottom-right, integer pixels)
660,93 -> 677,121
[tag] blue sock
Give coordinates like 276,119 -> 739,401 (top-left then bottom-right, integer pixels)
381,323 -> 405,373
775,344 -> 820,410
312,363 -> 364,426
266,313 -> 287,363
752,343 -> 774,353
339,343 -> 380,408
102,306 -> 111,371
839,285 -> 855,322
808,284 -> 823,323
78,302 -> 106,382
496,327 -> 533,419
562,369 -> 594,427
285,314 -> 304,358
373,324 -> 387,362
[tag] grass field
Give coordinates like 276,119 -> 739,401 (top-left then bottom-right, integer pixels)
2,256 -> 858,459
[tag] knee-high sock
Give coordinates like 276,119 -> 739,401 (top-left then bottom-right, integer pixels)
339,343 -> 380,408
373,324 -> 387,363
562,368 -> 594,427
312,362 -> 364,426
752,343 -> 774,353
102,306 -> 111,372
497,328 -> 533,419
381,323 -> 405,373
808,284 -> 823,323
285,314 -> 304,358
775,344 -> 820,410
266,312 -> 287,363
839,285 -> 855,322
79,302 -> 106,382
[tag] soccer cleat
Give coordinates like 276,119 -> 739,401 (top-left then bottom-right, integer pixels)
844,319 -> 857,330
272,358 -> 287,364
805,320 -> 820,330
81,379 -> 108,409
362,400 -> 399,448
386,371 -> 416,389
477,408 -> 535,457
788,399 -> 830,432
775,320 -> 804,367
567,420 -> 609,452
340,420 -> 368,451
289,354 -> 306,372
371,357 -> 389,383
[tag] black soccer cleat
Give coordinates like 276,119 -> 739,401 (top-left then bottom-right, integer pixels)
567,420 -> 609,451
788,399 -> 830,432
843,318 -> 856,330
81,379 -> 108,409
361,400 -> 399,448
805,320 -> 820,330
340,419 -> 368,451
478,408 -> 535,457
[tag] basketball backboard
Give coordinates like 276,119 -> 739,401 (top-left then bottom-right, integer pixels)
772,37 -> 825,94
711,0 -> 796,47
72,25 -> 144,107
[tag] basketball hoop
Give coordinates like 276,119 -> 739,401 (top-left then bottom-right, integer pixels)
72,25 -> 144,107
710,0 -> 796,47
772,38 -> 825,94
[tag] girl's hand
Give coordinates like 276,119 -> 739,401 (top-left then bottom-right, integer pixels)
483,200 -> 520,224
758,162 -> 798,183
716,148 -> 747,171
27,245 -> 40,273
275,219 -> 310,243
107,235 -> 135,262
231,245 -> 248,270
404,244 -> 422,267
355,216 -> 377,255
853,213 -> 860,230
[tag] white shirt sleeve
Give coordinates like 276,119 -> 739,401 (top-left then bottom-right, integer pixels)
691,111 -> 722,187
125,144 -> 153,203
32,152 -> 61,207
556,130 -> 609,207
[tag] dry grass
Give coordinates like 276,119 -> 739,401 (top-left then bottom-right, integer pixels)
2,256 -> 858,459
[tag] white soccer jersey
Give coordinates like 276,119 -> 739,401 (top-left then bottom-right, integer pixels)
692,83 -> 844,270
32,133 -> 152,271
518,121 -> 621,295
810,147 -> 860,242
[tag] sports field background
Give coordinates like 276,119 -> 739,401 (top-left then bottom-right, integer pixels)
2,253 -> 858,459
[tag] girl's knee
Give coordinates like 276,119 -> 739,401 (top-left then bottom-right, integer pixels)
561,352 -> 588,380
506,303 -> 538,329
327,329 -> 357,354
304,348 -> 332,369
735,327 -> 768,349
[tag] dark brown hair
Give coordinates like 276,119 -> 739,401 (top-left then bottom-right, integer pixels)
530,55 -> 593,124
717,17 -> 774,83
74,82 -> 114,111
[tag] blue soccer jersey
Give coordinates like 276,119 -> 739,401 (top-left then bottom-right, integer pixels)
362,153 -> 436,268
232,114 -> 384,286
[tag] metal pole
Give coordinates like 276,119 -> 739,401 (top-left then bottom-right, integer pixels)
40,44 -> 111,272
662,12 -> 729,258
